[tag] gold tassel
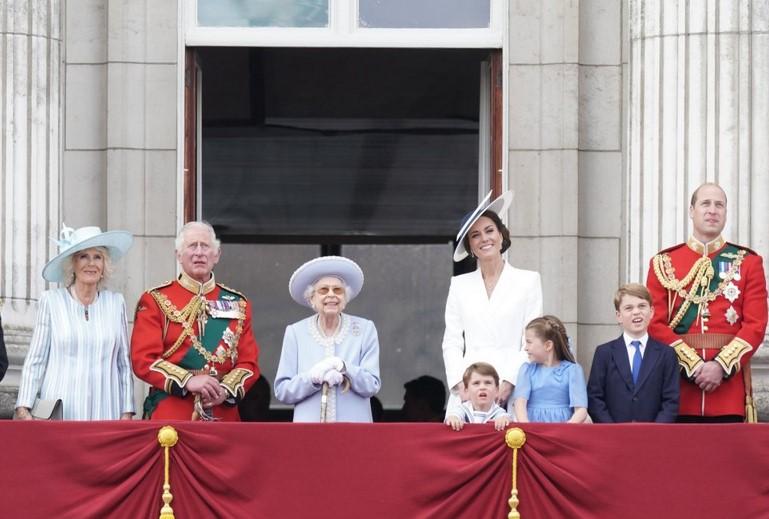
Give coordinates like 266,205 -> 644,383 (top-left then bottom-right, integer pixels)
157,426 -> 179,519
505,428 -> 527,519
743,364 -> 757,424
745,396 -> 758,424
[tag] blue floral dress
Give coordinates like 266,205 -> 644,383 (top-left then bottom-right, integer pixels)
514,361 -> 587,422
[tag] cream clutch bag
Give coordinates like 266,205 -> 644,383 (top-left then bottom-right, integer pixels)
30,398 -> 63,420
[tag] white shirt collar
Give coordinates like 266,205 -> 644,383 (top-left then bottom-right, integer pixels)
623,332 -> 648,349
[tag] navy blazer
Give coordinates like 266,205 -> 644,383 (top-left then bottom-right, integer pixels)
587,335 -> 679,423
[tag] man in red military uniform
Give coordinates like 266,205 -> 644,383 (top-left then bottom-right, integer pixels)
646,183 -> 767,422
131,221 -> 260,421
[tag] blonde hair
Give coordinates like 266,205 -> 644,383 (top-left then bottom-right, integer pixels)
61,246 -> 113,288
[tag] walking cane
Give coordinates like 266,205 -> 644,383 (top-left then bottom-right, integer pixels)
320,382 -> 330,423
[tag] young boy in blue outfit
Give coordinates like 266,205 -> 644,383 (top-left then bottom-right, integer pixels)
445,362 -> 511,431
587,283 -> 679,422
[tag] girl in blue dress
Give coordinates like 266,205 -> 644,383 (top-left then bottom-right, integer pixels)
514,315 -> 588,423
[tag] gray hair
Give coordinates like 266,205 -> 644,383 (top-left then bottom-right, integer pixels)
175,221 -> 221,253
61,246 -> 114,288
303,277 -> 352,305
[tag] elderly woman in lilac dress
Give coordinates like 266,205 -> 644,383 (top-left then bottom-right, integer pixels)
275,256 -> 381,422
15,225 -> 135,420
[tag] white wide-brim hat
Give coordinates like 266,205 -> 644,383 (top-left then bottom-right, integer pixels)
42,224 -> 134,282
453,190 -> 514,262
288,256 -> 364,308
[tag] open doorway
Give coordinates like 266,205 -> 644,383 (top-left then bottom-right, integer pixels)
191,47 -> 499,418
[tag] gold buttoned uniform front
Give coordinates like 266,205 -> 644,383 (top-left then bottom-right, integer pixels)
131,272 -> 260,421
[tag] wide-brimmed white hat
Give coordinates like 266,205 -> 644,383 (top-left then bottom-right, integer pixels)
288,256 -> 364,308
453,190 -> 514,262
42,224 -> 134,282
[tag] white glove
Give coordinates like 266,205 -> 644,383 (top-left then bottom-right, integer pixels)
309,357 -> 345,385
309,358 -> 332,385
325,356 -> 345,372
322,369 -> 344,387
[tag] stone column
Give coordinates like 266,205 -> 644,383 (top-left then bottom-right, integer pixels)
508,1 -> 581,338
0,0 -> 61,415
508,1 -> 626,368
103,0 -> 180,414
627,0 -> 769,418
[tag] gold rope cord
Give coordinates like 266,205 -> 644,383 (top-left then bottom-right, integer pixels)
505,428 -> 527,519
150,291 -> 206,359
157,426 -> 179,519
652,251 -> 746,329
151,291 -> 245,365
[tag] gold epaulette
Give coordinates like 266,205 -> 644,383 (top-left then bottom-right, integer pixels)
220,368 -> 254,398
217,282 -> 248,300
671,339 -> 704,378
148,280 -> 175,292
656,243 -> 686,255
714,338 -> 752,376
135,281 -> 175,317
149,287 -> 208,326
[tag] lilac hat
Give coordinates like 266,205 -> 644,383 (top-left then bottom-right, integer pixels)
288,256 -> 364,308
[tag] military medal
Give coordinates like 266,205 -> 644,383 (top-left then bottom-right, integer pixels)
718,261 -> 730,280
207,299 -> 243,319
723,282 -> 741,303
725,306 -> 739,325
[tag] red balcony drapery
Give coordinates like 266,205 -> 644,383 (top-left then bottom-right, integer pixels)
1,422 -> 767,519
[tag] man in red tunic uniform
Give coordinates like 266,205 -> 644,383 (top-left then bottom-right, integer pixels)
131,221 -> 260,421
646,183 -> 767,422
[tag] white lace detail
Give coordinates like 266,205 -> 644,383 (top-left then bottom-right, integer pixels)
309,314 -> 350,348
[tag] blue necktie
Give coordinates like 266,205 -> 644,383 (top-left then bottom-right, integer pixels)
631,340 -> 642,384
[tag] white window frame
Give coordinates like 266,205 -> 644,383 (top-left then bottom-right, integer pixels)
177,0 -> 510,228
184,0 -> 506,48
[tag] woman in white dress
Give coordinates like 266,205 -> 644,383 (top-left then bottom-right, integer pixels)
442,191 -> 543,413
14,225 -> 135,420
275,256 -> 381,422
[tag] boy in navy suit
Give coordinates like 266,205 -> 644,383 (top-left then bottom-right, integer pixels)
588,283 -> 679,422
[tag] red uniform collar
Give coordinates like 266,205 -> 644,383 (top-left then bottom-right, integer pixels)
178,271 -> 216,295
686,235 -> 725,256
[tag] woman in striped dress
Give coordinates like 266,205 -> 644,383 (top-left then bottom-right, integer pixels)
14,225 -> 135,420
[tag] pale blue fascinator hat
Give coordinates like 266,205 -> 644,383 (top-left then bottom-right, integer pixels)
42,224 -> 134,282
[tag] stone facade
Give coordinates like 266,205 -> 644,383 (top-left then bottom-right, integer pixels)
1,0 -> 768,418
0,0 -> 61,414
626,0 -> 769,418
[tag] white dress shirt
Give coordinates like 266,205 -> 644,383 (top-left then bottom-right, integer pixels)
623,332 -> 648,371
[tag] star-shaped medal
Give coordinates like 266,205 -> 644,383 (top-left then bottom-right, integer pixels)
723,282 -> 741,303
725,306 -> 739,326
